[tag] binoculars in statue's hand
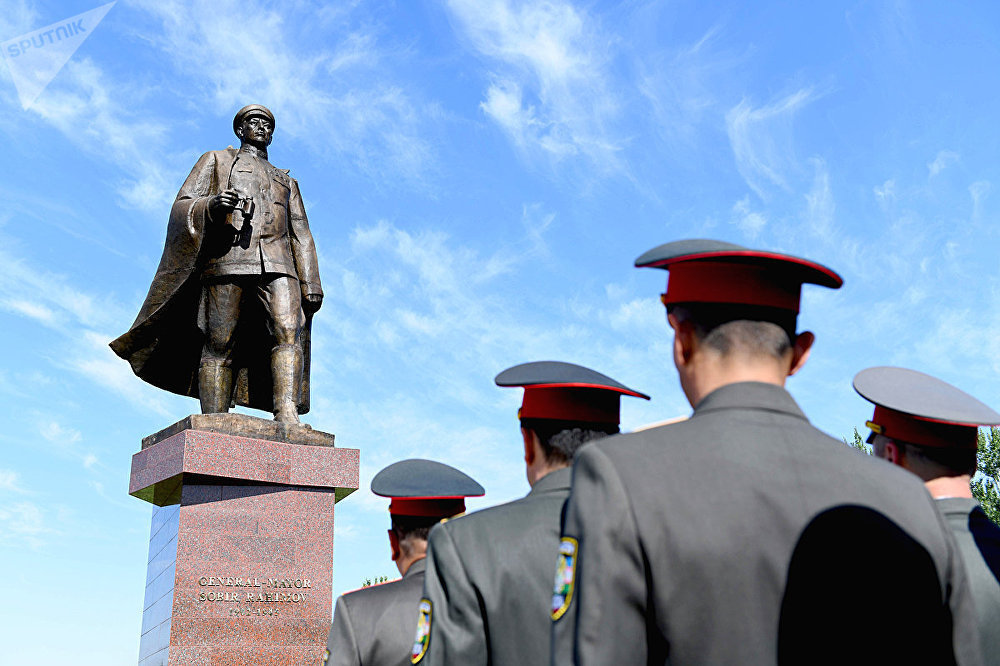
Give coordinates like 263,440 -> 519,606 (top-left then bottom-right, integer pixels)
235,197 -> 254,217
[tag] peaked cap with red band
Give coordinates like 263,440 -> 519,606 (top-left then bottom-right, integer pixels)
496,361 -> 650,425
635,239 -> 843,312
854,366 -> 1000,449
371,459 -> 484,518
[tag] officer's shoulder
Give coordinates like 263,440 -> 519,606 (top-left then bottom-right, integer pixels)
587,421 -> 691,455
338,576 -> 405,606
432,496 -> 533,539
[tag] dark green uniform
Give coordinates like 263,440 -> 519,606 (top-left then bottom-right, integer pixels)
417,467 -> 571,665
938,498 -> 1000,662
325,560 -> 426,666
552,382 -> 983,665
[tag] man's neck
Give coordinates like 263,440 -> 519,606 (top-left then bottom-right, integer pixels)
396,551 -> 426,576
527,461 -> 569,487
924,475 -> 973,499
239,143 -> 268,160
684,357 -> 789,408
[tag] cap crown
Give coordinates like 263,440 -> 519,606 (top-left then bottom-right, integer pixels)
854,366 -> 1000,448
371,458 -> 484,499
635,239 -> 842,312
495,361 -> 648,424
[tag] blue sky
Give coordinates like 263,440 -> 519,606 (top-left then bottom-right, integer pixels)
2,0 -> 1000,662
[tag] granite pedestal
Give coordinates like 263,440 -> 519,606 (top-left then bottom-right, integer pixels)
130,415 -> 359,666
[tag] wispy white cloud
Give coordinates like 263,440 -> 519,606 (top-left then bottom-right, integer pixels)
64,330 -> 171,417
445,0 -> 624,171
520,203 -> 555,256
731,195 -> 767,239
131,0 -> 437,186
35,417 -> 107,472
0,501 -> 52,549
0,469 -> 27,493
0,235 -> 171,416
726,87 -> 820,200
874,179 -> 896,208
927,149 -> 959,177
0,1 -> 38,81
0,298 -> 58,327
970,180 -> 991,222
38,420 -> 82,445
635,22 -> 745,149
0,237 -> 125,331
27,57 -> 175,213
804,158 -> 835,241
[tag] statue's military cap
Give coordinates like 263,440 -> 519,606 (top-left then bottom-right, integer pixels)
854,366 -> 1000,449
371,459 -> 484,518
233,104 -> 275,134
495,361 -> 649,425
635,239 -> 842,313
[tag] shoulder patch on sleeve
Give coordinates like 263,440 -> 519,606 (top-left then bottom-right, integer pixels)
411,597 -> 433,663
551,536 -> 578,621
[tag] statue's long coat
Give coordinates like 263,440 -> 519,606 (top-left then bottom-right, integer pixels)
110,147 -> 322,414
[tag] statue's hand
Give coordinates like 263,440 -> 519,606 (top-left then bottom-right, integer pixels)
303,293 -> 323,314
209,189 -> 240,218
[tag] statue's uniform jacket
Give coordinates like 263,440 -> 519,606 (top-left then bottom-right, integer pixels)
188,147 -> 321,294
418,467 -> 572,666
552,381 -> 984,665
937,497 -> 1000,663
326,559 -> 426,666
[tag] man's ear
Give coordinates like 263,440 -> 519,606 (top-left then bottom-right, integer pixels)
388,529 -> 401,561
668,313 -> 697,369
788,331 -> 815,377
522,427 -> 536,466
885,441 -> 904,466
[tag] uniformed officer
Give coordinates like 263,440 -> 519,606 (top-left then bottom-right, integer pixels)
324,459 -> 484,666
551,239 -> 983,665
855,366 -> 1000,661
412,361 -> 649,665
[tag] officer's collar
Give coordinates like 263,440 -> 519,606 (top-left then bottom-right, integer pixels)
404,557 -> 427,578
238,144 -> 268,161
529,466 -> 572,496
692,381 -> 808,422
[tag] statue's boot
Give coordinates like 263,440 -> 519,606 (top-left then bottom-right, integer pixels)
198,363 -> 232,414
272,343 -> 302,424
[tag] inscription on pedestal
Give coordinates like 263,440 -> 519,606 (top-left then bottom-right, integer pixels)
197,575 -> 315,617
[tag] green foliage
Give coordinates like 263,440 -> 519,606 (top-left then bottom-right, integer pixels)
843,426 -> 871,455
362,575 -> 390,588
974,427 -> 1000,525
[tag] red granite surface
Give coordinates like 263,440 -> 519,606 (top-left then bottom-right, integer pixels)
130,428 -> 360,506
132,429 -> 360,666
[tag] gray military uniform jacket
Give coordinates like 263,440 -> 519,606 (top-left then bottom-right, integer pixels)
937,497 -> 1000,663
325,559 -> 426,666
417,467 -> 572,666
552,382 -> 982,665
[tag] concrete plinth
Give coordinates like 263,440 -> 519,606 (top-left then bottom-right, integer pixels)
131,415 -> 359,666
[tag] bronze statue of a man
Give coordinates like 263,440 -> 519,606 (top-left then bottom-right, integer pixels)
111,105 -> 323,423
